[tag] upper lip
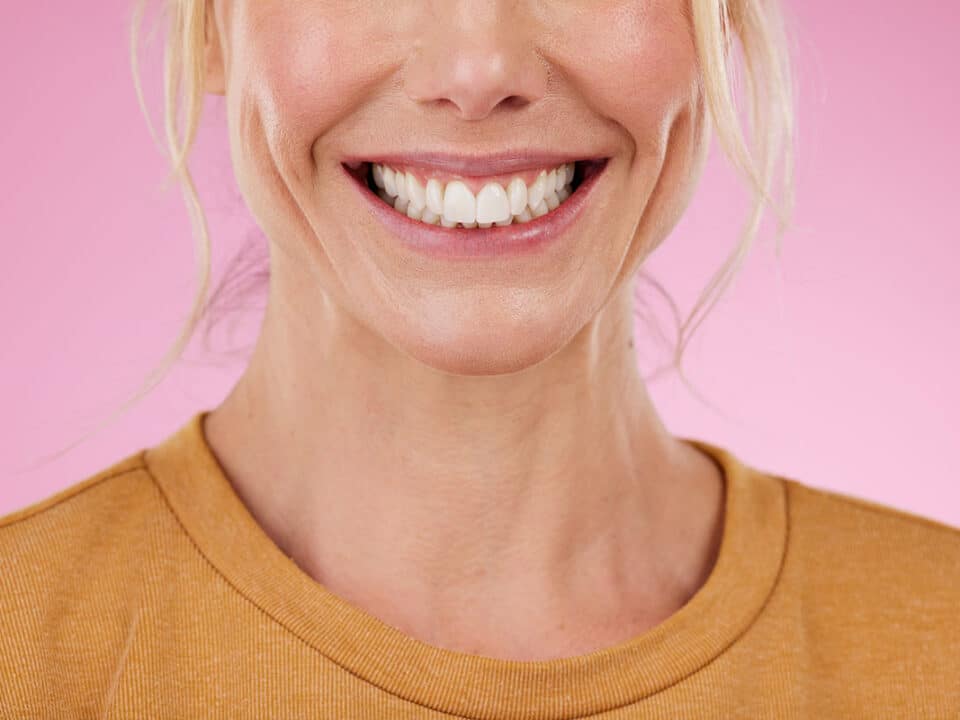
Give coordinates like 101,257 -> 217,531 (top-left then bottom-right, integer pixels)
342,151 -> 603,178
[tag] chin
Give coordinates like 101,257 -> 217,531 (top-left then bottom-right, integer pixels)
391,314 -> 573,377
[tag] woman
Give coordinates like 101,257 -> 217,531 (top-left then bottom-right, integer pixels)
2,0 -> 958,716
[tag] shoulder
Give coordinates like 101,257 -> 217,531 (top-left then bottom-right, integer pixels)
0,451 -> 173,711
0,450 -> 161,556
774,476 -> 959,702
782,476 -> 960,588
0,447 -> 170,606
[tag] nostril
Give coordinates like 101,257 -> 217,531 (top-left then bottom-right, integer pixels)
498,95 -> 528,110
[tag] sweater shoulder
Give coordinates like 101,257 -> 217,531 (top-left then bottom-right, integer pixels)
0,449 -> 170,593
0,451 -> 150,530
780,475 -> 960,634
0,451 -> 178,713
738,473 -> 957,711
783,475 -> 960,558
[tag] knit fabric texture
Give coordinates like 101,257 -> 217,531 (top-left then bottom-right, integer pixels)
2,410 -> 958,718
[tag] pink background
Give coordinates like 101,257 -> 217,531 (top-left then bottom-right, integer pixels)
1,2 -> 958,526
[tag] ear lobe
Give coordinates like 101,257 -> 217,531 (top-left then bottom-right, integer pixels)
203,0 -> 226,95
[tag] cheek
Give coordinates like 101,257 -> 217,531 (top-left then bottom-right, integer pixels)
229,4 -> 397,174
550,1 -> 700,157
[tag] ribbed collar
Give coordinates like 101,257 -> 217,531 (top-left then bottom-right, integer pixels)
144,410 -> 787,720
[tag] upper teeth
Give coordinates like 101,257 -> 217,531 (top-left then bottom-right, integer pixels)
371,162 -> 576,227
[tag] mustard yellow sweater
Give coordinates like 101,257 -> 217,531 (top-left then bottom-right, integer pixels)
2,411 -> 958,718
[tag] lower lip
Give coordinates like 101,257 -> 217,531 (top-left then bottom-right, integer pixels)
343,160 -> 609,260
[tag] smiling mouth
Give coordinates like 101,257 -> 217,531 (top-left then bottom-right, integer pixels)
344,160 -> 606,229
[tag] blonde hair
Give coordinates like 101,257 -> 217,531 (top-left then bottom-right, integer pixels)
33,0 -> 795,465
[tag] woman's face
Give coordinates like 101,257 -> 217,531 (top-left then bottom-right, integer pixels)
207,0 -> 709,375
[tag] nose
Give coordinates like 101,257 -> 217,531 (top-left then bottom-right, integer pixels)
403,1 -> 549,121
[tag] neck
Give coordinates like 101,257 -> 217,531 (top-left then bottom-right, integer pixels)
204,279 -> 724,657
